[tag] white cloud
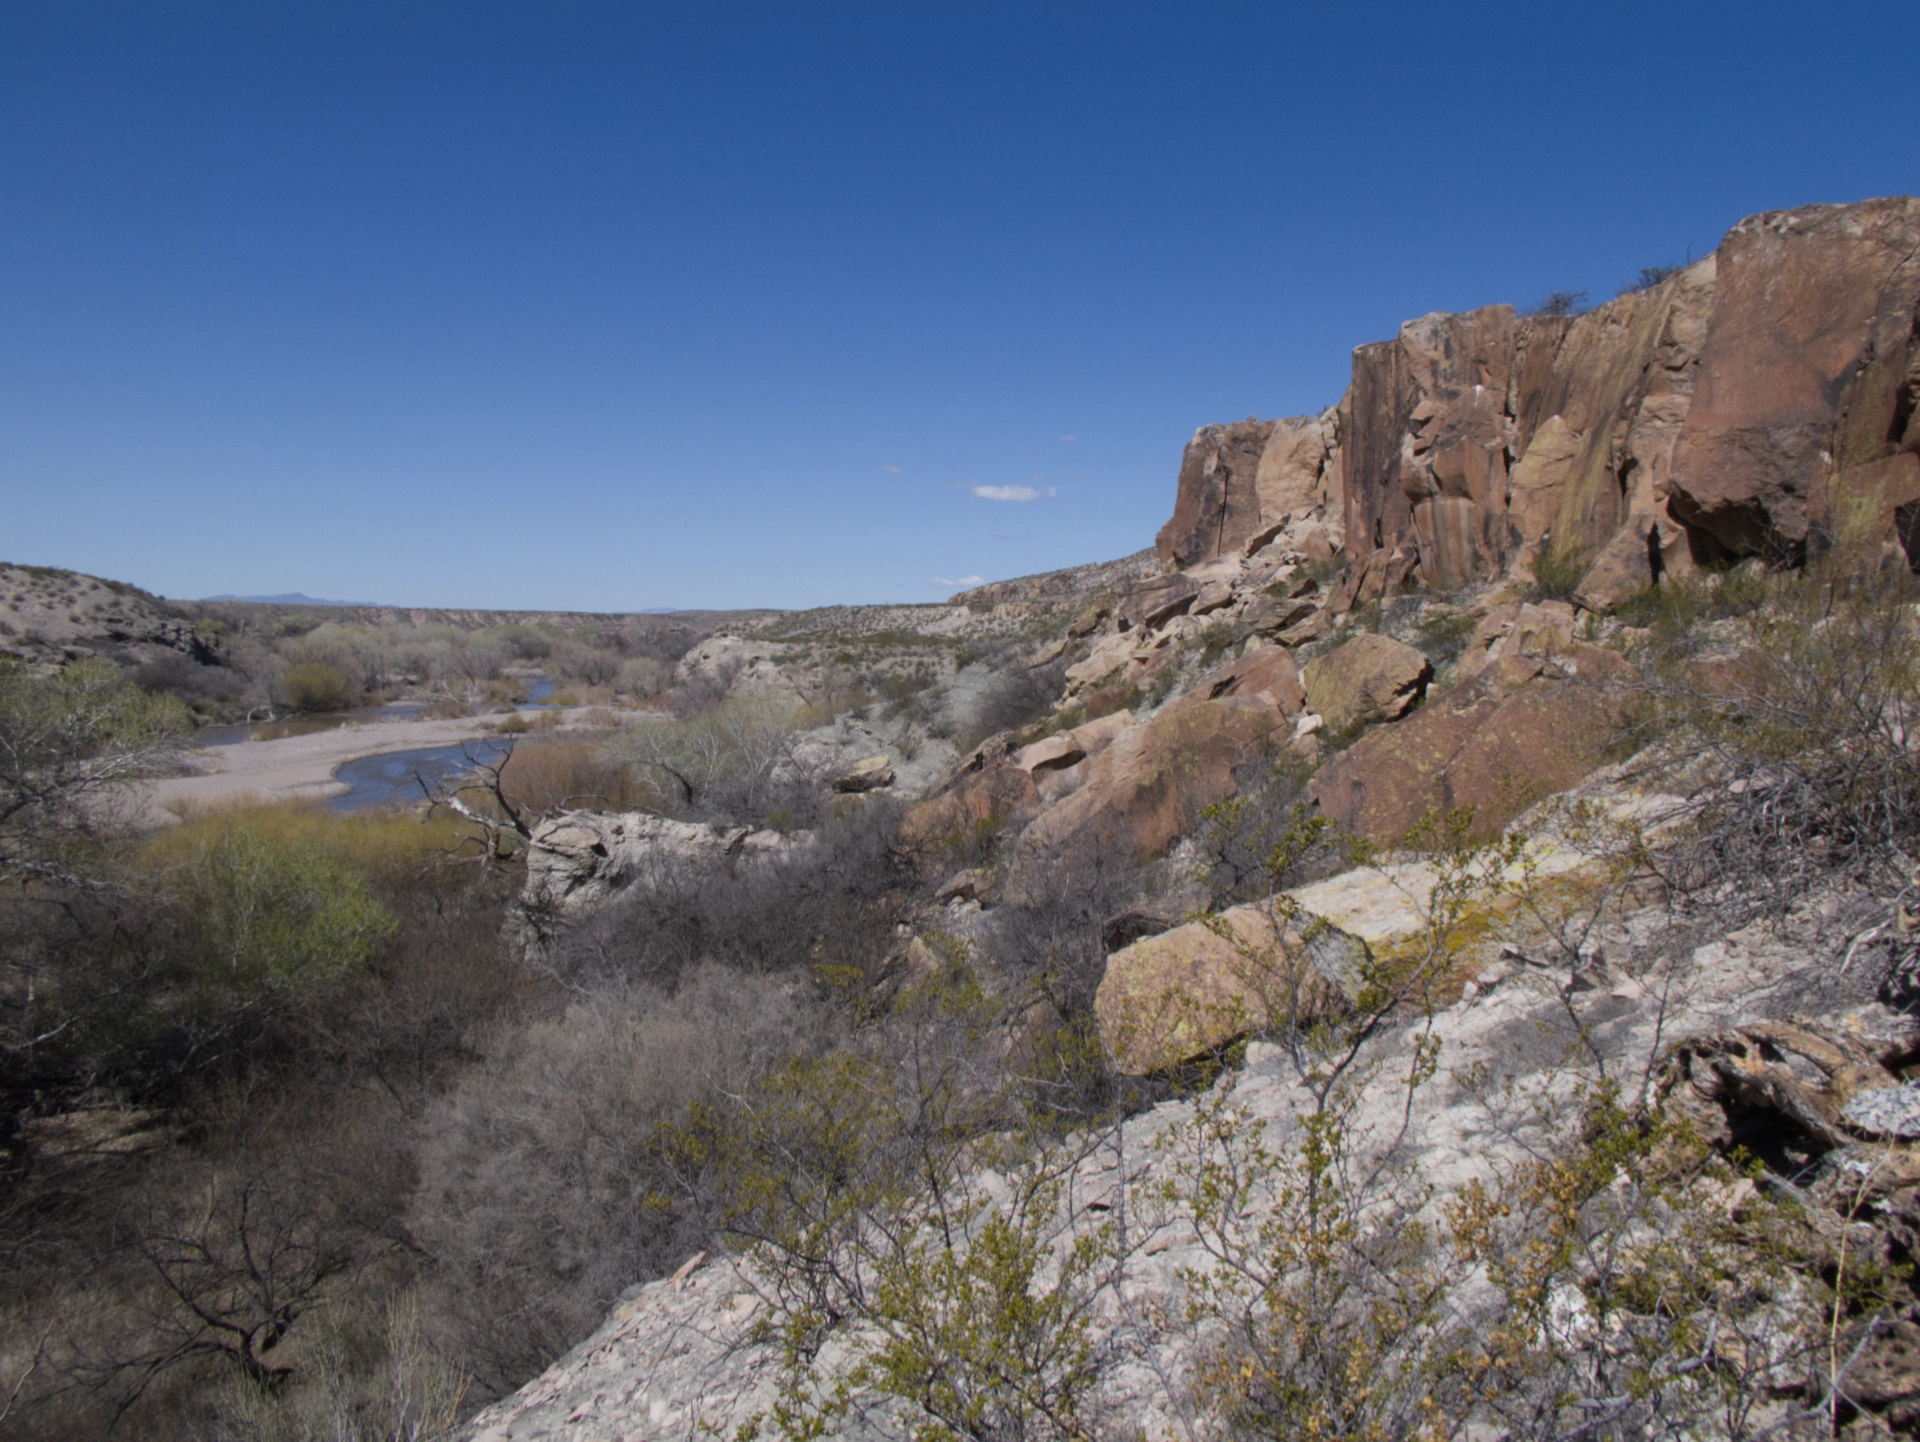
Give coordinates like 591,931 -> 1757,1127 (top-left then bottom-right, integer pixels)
934,575 -> 985,588
1059,434 -> 1076,442
971,484 -> 1056,502
880,464 -> 902,474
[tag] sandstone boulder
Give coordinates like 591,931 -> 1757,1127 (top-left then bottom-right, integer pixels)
1192,645 -> 1306,716
1011,698 -> 1286,883
1095,903 -> 1368,1075
1066,603 -> 1109,639
1016,733 -> 1083,773
1115,573 -> 1200,632
514,812 -> 808,954
1301,633 -> 1433,731
903,761 -> 1039,864
833,755 -> 895,792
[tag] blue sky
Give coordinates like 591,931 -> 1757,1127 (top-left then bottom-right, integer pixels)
3,2 -> 1916,611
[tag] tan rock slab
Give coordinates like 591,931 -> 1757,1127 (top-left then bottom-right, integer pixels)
1301,632 -> 1433,731
1096,903 -> 1363,1075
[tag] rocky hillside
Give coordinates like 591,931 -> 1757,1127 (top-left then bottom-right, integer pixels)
459,195 -> 1920,1441
0,562 -> 208,668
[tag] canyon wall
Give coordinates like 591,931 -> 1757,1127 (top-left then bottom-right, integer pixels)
1157,197 -> 1920,607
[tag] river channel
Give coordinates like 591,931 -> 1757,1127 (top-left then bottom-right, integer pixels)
328,739 -> 514,813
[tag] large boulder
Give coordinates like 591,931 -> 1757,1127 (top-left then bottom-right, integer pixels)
1191,644 -> 1307,715
1670,198 -> 1920,559
1095,903 -> 1368,1075
1301,633 -> 1433,731
1011,697 -> 1286,882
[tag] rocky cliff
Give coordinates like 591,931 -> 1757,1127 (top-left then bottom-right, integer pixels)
1158,198 -> 1920,608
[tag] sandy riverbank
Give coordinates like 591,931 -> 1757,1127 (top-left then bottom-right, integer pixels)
143,714 -> 537,823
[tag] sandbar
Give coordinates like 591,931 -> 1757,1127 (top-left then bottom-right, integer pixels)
145,714 -> 526,822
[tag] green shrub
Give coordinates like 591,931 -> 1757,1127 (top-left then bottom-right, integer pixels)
281,662 -> 357,713
165,820 -> 394,1012
1411,607 -> 1475,664
1525,546 -> 1589,603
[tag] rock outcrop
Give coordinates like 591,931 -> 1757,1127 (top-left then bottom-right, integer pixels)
1159,198 -> 1920,606
1671,199 -> 1920,562
1309,649 -> 1618,842
1155,414 -> 1339,569
513,811 -> 807,952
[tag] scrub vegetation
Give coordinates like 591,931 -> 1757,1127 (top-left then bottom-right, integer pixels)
5,560 -> 1920,1440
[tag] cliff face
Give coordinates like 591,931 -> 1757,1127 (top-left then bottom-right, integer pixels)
1158,197 -> 1920,607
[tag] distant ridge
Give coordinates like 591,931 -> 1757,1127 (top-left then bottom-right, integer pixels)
204,593 -> 685,613
203,592 -> 393,607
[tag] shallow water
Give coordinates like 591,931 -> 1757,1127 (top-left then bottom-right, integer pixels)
328,739 -> 513,813
192,702 -> 428,748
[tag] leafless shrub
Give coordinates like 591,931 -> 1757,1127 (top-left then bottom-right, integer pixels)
1622,569 -> 1920,922
546,796 -> 906,991
961,658 -> 1067,750
408,964 -> 836,1392
602,695 -> 802,822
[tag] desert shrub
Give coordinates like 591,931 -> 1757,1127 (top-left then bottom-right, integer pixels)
157,820 -> 395,1019
545,796 -> 904,990
1619,263 -> 1683,295
0,658 -> 190,870
603,695 -> 802,822
670,955 -> 1117,1442
1625,568 -> 1920,913
1526,288 -> 1588,318
280,661 -> 357,713
479,624 -> 551,661
486,738 -> 651,814
962,660 -> 1066,750
615,655 -> 670,698
1610,561 -> 1771,635
1193,619 -> 1243,669
1526,545 -> 1589,603
132,652 -> 244,709
1197,760 -> 1335,908
206,1291 -> 468,1442
409,964 -> 836,1389
145,800 -> 474,891
548,639 -> 620,688
1411,606 -> 1475,665
1146,663 -> 1180,706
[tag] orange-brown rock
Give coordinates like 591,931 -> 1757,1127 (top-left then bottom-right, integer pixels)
1115,573 -> 1200,632
1670,198 -> 1920,559
1156,415 -> 1335,568
1192,645 -> 1307,715
1309,653 -> 1620,842
902,760 -> 1038,864
1011,698 -> 1286,882
1300,633 -> 1432,730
